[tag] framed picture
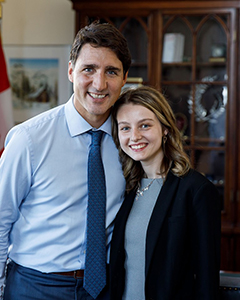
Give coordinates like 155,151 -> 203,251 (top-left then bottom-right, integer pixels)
3,45 -> 73,124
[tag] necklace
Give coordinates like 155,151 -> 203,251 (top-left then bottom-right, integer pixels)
135,178 -> 155,201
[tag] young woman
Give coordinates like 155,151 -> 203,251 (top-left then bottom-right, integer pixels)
110,86 -> 221,300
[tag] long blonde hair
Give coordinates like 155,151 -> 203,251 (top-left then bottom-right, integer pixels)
112,86 -> 191,192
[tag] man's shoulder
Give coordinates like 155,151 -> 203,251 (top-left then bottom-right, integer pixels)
6,104 -> 66,145
13,104 -> 66,135
24,104 -> 65,128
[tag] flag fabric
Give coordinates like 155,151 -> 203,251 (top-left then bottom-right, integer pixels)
0,34 -> 14,156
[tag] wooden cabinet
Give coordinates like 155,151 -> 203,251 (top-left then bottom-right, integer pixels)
70,0 -> 240,271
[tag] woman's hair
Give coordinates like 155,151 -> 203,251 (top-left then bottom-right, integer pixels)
70,21 -> 131,77
111,86 -> 191,192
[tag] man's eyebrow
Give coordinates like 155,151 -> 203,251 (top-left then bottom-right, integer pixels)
82,64 -> 97,68
105,66 -> 122,72
81,64 -> 122,73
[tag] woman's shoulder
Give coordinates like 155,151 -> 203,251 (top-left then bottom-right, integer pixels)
171,168 -> 216,190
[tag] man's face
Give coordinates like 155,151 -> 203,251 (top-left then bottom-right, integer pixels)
68,44 -> 128,128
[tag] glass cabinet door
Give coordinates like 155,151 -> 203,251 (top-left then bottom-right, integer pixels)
161,13 -> 230,210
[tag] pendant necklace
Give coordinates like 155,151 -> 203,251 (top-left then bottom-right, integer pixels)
135,178 -> 155,201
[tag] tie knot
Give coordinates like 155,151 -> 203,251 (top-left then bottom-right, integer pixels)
90,130 -> 103,146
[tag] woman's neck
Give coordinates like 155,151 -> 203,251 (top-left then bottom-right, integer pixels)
141,157 -> 164,179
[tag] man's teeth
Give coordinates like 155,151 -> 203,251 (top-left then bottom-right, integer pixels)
131,144 -> 145,149
89,93 -> 106,99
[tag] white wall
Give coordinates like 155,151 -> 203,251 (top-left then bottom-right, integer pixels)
1,0 -> 75,45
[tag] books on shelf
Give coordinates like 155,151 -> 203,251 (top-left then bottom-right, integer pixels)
209,57 -> 226,63
162,33 -> 185,63
122,77 -> 143,90
126,77 -> 143,84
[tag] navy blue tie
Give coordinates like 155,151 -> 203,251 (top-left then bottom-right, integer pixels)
84,130 -> 106,299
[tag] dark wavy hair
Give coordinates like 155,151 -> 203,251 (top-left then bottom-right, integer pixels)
112,86 -> 191,192
70,21 -> 131,77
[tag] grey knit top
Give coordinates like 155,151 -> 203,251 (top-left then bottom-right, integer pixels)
123,178 -> 163,300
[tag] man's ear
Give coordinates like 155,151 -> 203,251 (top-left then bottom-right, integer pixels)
122,71 -> 129,87
68,61 -> 74,83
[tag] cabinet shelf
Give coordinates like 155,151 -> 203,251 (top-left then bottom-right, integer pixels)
184,137 -> 225,144
197,61 -> 227,67
184,146 -> 225,151
162,62 -> 192,67
162,61 -> 226,67
162,80 -> 227,85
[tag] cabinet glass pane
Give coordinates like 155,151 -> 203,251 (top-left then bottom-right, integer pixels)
196,64 -> 227,82
195,149 -> 225,209
192,84 -> 227,140
116,17 -> 148,82
163,16 -> 192,63
196,16 -> 227,65
195,150 -> 225,178
162,64 -> 192,81
162,84 -> 191,138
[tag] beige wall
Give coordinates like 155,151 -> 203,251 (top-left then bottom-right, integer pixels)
1,0 -> 75,45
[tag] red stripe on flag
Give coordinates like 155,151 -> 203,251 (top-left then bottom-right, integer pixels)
0,35 -> 10,93
0,34 -> 14,157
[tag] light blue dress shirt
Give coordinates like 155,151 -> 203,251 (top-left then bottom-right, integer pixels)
0,95 -> 125,288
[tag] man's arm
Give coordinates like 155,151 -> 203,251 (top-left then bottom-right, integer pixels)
0,126 -> 32,296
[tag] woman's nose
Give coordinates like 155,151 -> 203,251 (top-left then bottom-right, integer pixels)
131,128 -> 141,142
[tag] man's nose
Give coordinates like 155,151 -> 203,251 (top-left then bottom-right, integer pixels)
92,72 -> 107,91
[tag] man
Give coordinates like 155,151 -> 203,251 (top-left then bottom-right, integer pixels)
0,22 -> 131,300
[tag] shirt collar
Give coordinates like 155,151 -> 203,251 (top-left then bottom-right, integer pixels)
65,94 -> 112,137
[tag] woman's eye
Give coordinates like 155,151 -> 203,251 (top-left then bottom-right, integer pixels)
142,124 -> 149,129
120,126 -> 129,131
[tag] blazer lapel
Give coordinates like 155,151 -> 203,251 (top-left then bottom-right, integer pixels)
145,171 -> 180,275
111,189 -> 136,264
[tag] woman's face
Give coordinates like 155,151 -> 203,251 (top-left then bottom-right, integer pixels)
117,103 -> 167,174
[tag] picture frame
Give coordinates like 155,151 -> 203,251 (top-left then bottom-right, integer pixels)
3,45 -> 73,124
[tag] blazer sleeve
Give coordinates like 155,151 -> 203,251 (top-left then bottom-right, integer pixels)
190,177 -> 221,299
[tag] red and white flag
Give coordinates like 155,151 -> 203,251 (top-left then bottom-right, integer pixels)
0,33 -> 14,156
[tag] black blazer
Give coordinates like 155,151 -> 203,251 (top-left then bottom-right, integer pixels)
110,169 -> 221,300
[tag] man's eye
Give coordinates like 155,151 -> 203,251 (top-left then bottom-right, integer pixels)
84,68 -> 93,72
108,70 -> 117,75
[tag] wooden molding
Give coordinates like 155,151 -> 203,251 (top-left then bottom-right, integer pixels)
70,1 -> 240,10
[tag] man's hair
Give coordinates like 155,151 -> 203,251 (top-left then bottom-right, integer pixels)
70,21 -> 131,77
